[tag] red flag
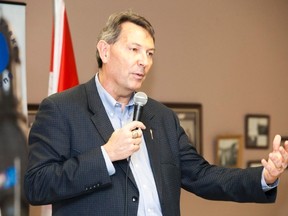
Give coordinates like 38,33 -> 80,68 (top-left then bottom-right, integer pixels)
43,1 -> 79,215
48,0 -> 78,95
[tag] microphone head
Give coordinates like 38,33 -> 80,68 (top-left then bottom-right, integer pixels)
134,92 -> 148,106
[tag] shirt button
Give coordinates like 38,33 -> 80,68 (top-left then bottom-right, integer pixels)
132,196 -> 138,202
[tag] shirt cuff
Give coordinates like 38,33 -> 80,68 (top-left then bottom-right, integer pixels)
101,146 -> 116,176
261,168 -> 279,192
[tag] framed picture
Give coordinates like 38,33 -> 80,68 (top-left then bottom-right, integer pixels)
216,135 -> 242,168
247,160 -> 262,168
245,114 -> 270,149
27,103 -> 39,127
164,103 -> 202,155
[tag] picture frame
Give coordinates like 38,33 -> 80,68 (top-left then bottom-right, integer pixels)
27,103 -> 39,128
245,114 -> 270,149
247,160 -> 262,168
164,103 -> 202,155
216,135 -> 242,168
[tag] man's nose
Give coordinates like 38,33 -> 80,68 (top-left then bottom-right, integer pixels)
138,52 -> 149,67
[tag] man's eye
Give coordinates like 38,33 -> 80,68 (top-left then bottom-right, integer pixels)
130,47 -> 138,52
147,52 -> 154,57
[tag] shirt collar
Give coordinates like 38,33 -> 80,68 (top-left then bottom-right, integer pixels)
95,73 -> 134,118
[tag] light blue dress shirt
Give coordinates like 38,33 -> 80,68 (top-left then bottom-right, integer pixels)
95,74 -> 162,216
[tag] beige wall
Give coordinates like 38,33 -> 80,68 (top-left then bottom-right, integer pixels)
10,0 -> 288,215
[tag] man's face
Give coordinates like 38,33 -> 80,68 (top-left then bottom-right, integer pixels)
105,22 -> 155,95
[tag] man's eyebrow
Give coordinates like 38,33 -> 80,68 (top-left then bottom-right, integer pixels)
131,42 -> 155,51
146,48 -> 156,54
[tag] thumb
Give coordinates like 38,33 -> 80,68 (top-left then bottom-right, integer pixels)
273,135 -> 282,152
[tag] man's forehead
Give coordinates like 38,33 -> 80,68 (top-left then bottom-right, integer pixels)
119,22 -> 155,47
120,22 -> 153,38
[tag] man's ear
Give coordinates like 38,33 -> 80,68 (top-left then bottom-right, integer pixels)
97,40 -> 110,63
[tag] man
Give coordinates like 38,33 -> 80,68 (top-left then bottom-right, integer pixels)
24,11 -> 288,216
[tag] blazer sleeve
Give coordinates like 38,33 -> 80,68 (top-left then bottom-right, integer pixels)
170,110 -> 277,203
24,96 -> 112,205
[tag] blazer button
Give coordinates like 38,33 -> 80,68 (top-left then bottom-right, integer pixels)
132,196 -> 138,202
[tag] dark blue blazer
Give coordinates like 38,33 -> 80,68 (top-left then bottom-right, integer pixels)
24,77 -> 276,216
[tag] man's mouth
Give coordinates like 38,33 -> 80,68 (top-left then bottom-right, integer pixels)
132,72 -> 145,79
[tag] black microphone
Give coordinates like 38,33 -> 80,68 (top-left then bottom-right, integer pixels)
133,92 -> 148,121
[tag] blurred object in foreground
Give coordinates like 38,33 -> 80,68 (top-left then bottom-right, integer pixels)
0,92 -> 28,215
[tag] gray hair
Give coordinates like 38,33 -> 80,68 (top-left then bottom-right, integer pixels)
96,10 -> 155,68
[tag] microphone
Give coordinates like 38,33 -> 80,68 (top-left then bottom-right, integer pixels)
133,92 -> 148,121
125,92 -> 148,216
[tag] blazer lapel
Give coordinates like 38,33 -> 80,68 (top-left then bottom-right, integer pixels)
84,77 -> 114,143
84,77 -> 137,187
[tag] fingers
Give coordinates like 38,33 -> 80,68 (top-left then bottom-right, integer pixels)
261,156 -> 282,184
132,130 -> 139,139
261,158 -> 268,167
261,135 -> 288,184
130,129 -> 143,148
269,152 -> 283,171
131,128 -> 143,139
125,121 -> 145,144
104,122 -> 145,162
127,121 -> 146,131
279,144 -> 288,170
271,135 -> 288,170
284,140 -> 288,152
272,134 -> 282,152
261,147 -> 287,184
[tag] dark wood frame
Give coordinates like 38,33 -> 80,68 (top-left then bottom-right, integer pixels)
245,114 -> 270,149
27,104 -> 39,127
164,103 -> 202,155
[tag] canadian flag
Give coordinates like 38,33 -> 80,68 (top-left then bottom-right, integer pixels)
48,0 -> 79,96
42,1 -> 78,215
